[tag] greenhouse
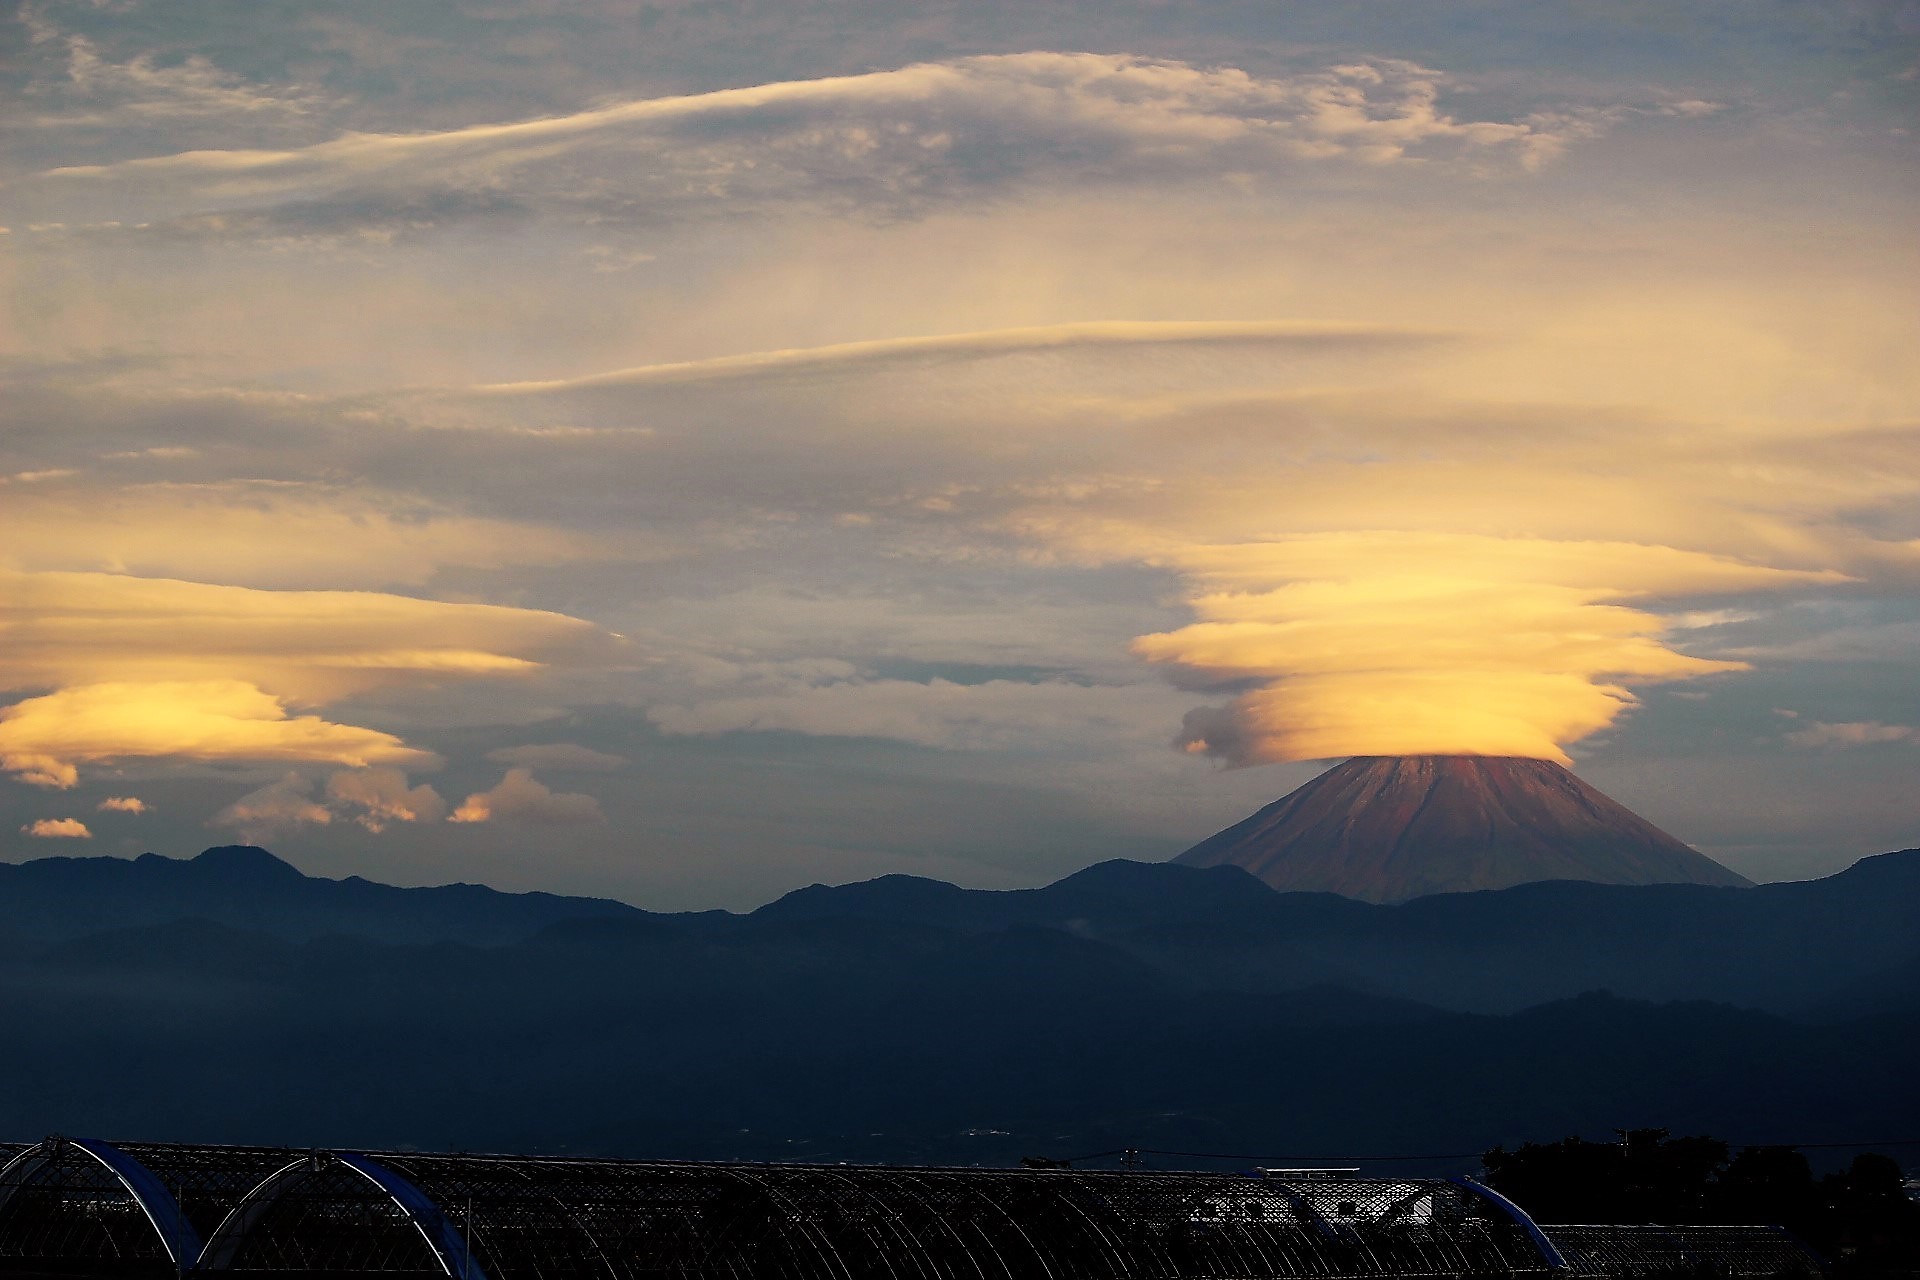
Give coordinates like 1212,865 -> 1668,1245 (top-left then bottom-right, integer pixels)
0,1138 -> 1822,1278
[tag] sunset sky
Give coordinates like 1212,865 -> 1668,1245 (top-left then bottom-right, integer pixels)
2,1 -> 1916,907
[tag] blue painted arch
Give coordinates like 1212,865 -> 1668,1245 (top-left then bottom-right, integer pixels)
1450,1175 -> 1568,1270
199,1151 -> 487,1280
0,1136 -> 202,1267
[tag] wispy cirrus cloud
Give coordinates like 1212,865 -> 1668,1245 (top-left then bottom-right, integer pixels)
648,673 -> 1190,755
475,320 -> 1443,394
31,53 -> 1602,238
1783,720 -> 1920,750
486,743 -> 627,772
10,2 -> 335,171
0,480 -> 609,591
30,34 -> 329,126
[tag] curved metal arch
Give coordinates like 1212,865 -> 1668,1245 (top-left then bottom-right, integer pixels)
199,1151 -> 488,1280
880,1166 -> 1060,1278
0,1143 -> 40,1214
989,1170 -> 1148,1276
809,1165 -> 957,1271
1449,1175 -> 1568,1271
484,1155 -> 620,1280
0,1136 -> 202,1267
712,1163 -> 873,1279
1114,1173 -> 1313,1279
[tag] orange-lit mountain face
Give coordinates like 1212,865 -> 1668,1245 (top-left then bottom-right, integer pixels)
1176,755 -> 1751,903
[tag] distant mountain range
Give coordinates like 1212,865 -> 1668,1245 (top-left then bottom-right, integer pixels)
0,845 -> 1914,1167
0,843 -> 644,946
1175,755 -> 1750,901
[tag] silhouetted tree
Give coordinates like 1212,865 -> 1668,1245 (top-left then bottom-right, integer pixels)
1483,1133 -> 1920,1277
1712,1145 -> 1819,1231
1481,1128 -> 1728,1225
1822,1153 -> 1920,1277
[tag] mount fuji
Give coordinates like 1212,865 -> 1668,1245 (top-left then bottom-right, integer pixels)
1175,754 -> 1750,902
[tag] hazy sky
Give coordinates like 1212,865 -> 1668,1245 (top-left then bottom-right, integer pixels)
2,1 -> 1916,907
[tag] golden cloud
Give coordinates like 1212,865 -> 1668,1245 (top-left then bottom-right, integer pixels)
0,484 -> 602,590
0,569 -> 621,785
450,768 -> 603,826
21,817 -> 91,839
450,295 -> 1905,769
1130,534 -> 1848,764
0,680 -> 433,788
1,569 -> 613,703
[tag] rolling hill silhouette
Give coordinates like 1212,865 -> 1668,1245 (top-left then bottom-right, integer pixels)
0,844 -> 1912,1164
0,844 -> 645,945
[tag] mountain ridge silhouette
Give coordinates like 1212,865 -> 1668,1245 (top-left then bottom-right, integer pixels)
0,842 -> 1913,1164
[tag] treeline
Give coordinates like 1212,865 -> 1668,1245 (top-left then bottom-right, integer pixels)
1483,1129 -> 1919,1276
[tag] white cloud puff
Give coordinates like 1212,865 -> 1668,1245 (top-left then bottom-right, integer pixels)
324,767 -> 447,832
450,768 -> 604,826
208,772 -> 334,841
208,767 -> 449,838
21,817 -> 91,838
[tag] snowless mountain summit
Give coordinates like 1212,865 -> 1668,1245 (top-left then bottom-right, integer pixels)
1175,755 -> 1752,903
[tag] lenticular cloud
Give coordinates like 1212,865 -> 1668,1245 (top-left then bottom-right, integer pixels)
0,569 -> 619,786
1132,533 -> 1845,764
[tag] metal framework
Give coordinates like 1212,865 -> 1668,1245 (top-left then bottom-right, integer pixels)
0,1139 -> 1825,1279
0,1140 -> 296,1270
1546,1225 -> 1825,1277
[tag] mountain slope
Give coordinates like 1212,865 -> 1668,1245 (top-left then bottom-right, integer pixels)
1175,755 -> 1750,902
